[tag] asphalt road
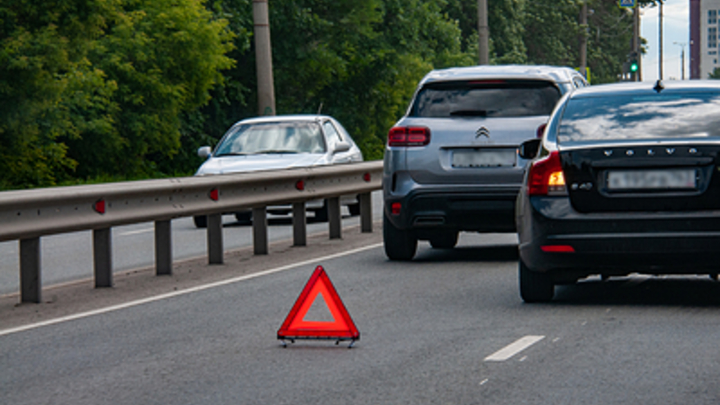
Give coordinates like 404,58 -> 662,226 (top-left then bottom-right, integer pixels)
0,192 -> 384,296
3,230 -> 720,404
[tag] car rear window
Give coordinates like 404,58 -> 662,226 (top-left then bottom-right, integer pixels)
410,80 -> 561,118
557,92 -> 720,144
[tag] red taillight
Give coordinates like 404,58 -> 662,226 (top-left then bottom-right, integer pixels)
391,202 -> 401,215
527,151 -> 566,196
537,123 -> 547,138
541,245 -> 575,253
388,126 -> 430,147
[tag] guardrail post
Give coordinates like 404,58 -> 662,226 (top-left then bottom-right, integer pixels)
155,220 -> 172,275
359,192 -> 372,233
93,228 -> 113,287
208,214 -> 223,264
253,207 -> 268,255
328,197 -> 341,239
292,202 -> 306,246
20,238 -> 41,303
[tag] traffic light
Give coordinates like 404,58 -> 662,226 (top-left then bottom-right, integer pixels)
628,51 -> 639,73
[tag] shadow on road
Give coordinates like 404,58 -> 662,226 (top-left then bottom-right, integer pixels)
413,244 -> 519,263
553,277 -> 720,307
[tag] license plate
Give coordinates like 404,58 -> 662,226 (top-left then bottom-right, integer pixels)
452,149 -> 516,168
606,169 -> 696,190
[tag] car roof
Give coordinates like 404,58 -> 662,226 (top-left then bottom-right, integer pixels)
236,114 -> 332,125
568,80 -> 720,99
419,65 -> 582,86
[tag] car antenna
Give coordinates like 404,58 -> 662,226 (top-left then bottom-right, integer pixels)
653,79 -> 664,93
317,102 -> 323,114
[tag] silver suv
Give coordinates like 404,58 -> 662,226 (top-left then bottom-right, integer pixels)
383,65 -> 587,260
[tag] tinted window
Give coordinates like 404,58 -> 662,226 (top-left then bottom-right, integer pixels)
215,122 -> 326,155
411,80 -> 561,118
557,92 -> 720,144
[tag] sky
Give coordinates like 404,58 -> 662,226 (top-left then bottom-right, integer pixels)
641,0 -> 690,81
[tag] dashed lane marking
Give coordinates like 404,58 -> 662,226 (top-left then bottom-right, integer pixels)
484,335 -> 545,362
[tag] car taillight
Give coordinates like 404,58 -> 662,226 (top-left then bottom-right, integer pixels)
537,123 -> 547,138
527,151 -> 566,196
388,126 -> 430,147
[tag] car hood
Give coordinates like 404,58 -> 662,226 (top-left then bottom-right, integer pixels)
195,153 -> 327,175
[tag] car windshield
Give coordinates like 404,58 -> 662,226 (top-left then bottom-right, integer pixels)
557,92 -> 720,144
214,122 -> 326,155
410,80 -> 561,118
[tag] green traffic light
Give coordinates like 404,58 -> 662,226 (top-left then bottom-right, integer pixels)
630,62 -> 638,73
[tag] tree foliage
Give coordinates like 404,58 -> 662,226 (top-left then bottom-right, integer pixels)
1,0 -> 639,190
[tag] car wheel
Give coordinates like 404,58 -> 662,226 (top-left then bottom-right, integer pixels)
383,212 -> 417,261
348,202 -> 361,216
429,231 -> 458,249
235,212 -> 252,222
193,215 -> 207,228
519,259 -> 554,303
314,201 -> 329,222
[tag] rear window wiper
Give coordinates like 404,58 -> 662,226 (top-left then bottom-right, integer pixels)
449,110 -> 496,117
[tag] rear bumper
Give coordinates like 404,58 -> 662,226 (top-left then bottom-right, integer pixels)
517,196 -> 720,278
384,186 -> 520,233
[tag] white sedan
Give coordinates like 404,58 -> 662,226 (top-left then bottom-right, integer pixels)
193,114 -> 364,227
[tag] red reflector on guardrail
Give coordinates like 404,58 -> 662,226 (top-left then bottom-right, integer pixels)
209,188 -> 219,201
94,200 -> 106,214
295,180 -> 305,191
363,173 -> 371,182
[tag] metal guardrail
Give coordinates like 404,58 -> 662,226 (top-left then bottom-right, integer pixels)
0,161 -> 383,303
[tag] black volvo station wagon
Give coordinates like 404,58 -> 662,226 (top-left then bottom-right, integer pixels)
516,80 -> 720,302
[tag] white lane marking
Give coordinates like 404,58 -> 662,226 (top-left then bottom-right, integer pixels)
0,243 -> 384,338
484,335 -> 545,362
479,379 -> 489,386
119,228 -> 154,236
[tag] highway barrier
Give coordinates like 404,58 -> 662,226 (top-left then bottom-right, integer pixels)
0,161 -> 383,303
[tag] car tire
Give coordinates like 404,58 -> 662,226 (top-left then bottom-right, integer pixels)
193,215 -> 207,228
429,231 -> 458,249
348,202 -> 361,216
383,212 -> 417,261
235,212 -> 252,222
519,259 -> 554,303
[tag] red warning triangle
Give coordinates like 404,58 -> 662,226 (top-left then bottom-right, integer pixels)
277,266 -> 360,341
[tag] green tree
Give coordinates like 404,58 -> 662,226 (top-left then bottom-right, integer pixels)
709,67 -> 720,79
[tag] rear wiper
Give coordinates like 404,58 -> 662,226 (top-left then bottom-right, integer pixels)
449,110 -> 495,117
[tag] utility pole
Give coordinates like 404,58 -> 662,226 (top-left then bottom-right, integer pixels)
477,0 -> 489,65
579,1 -> 588,77
253,0 -> 276,116
674,42 -> 687,79
633,6 -> 642,81
659,0 -> 664,80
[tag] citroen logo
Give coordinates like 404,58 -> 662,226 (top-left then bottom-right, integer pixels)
475,127 -> 490,139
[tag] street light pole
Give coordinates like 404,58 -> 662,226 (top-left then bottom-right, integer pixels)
477,0 -> 489,65
253,0 -> 276,116
674,42 -> 686,80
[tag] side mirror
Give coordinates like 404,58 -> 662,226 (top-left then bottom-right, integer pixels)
197,146 -> 212,159
334,141 -> 351,153
518,139 -> 541,160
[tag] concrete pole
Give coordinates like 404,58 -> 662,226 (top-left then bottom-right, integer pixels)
477,0 -> 489,65
659,0 -> 664,80
253,0 -> 276,116
633,6 -> 642,81
579,1 -> 588,76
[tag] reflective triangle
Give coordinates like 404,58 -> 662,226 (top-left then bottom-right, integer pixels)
277,266 -> 360,340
